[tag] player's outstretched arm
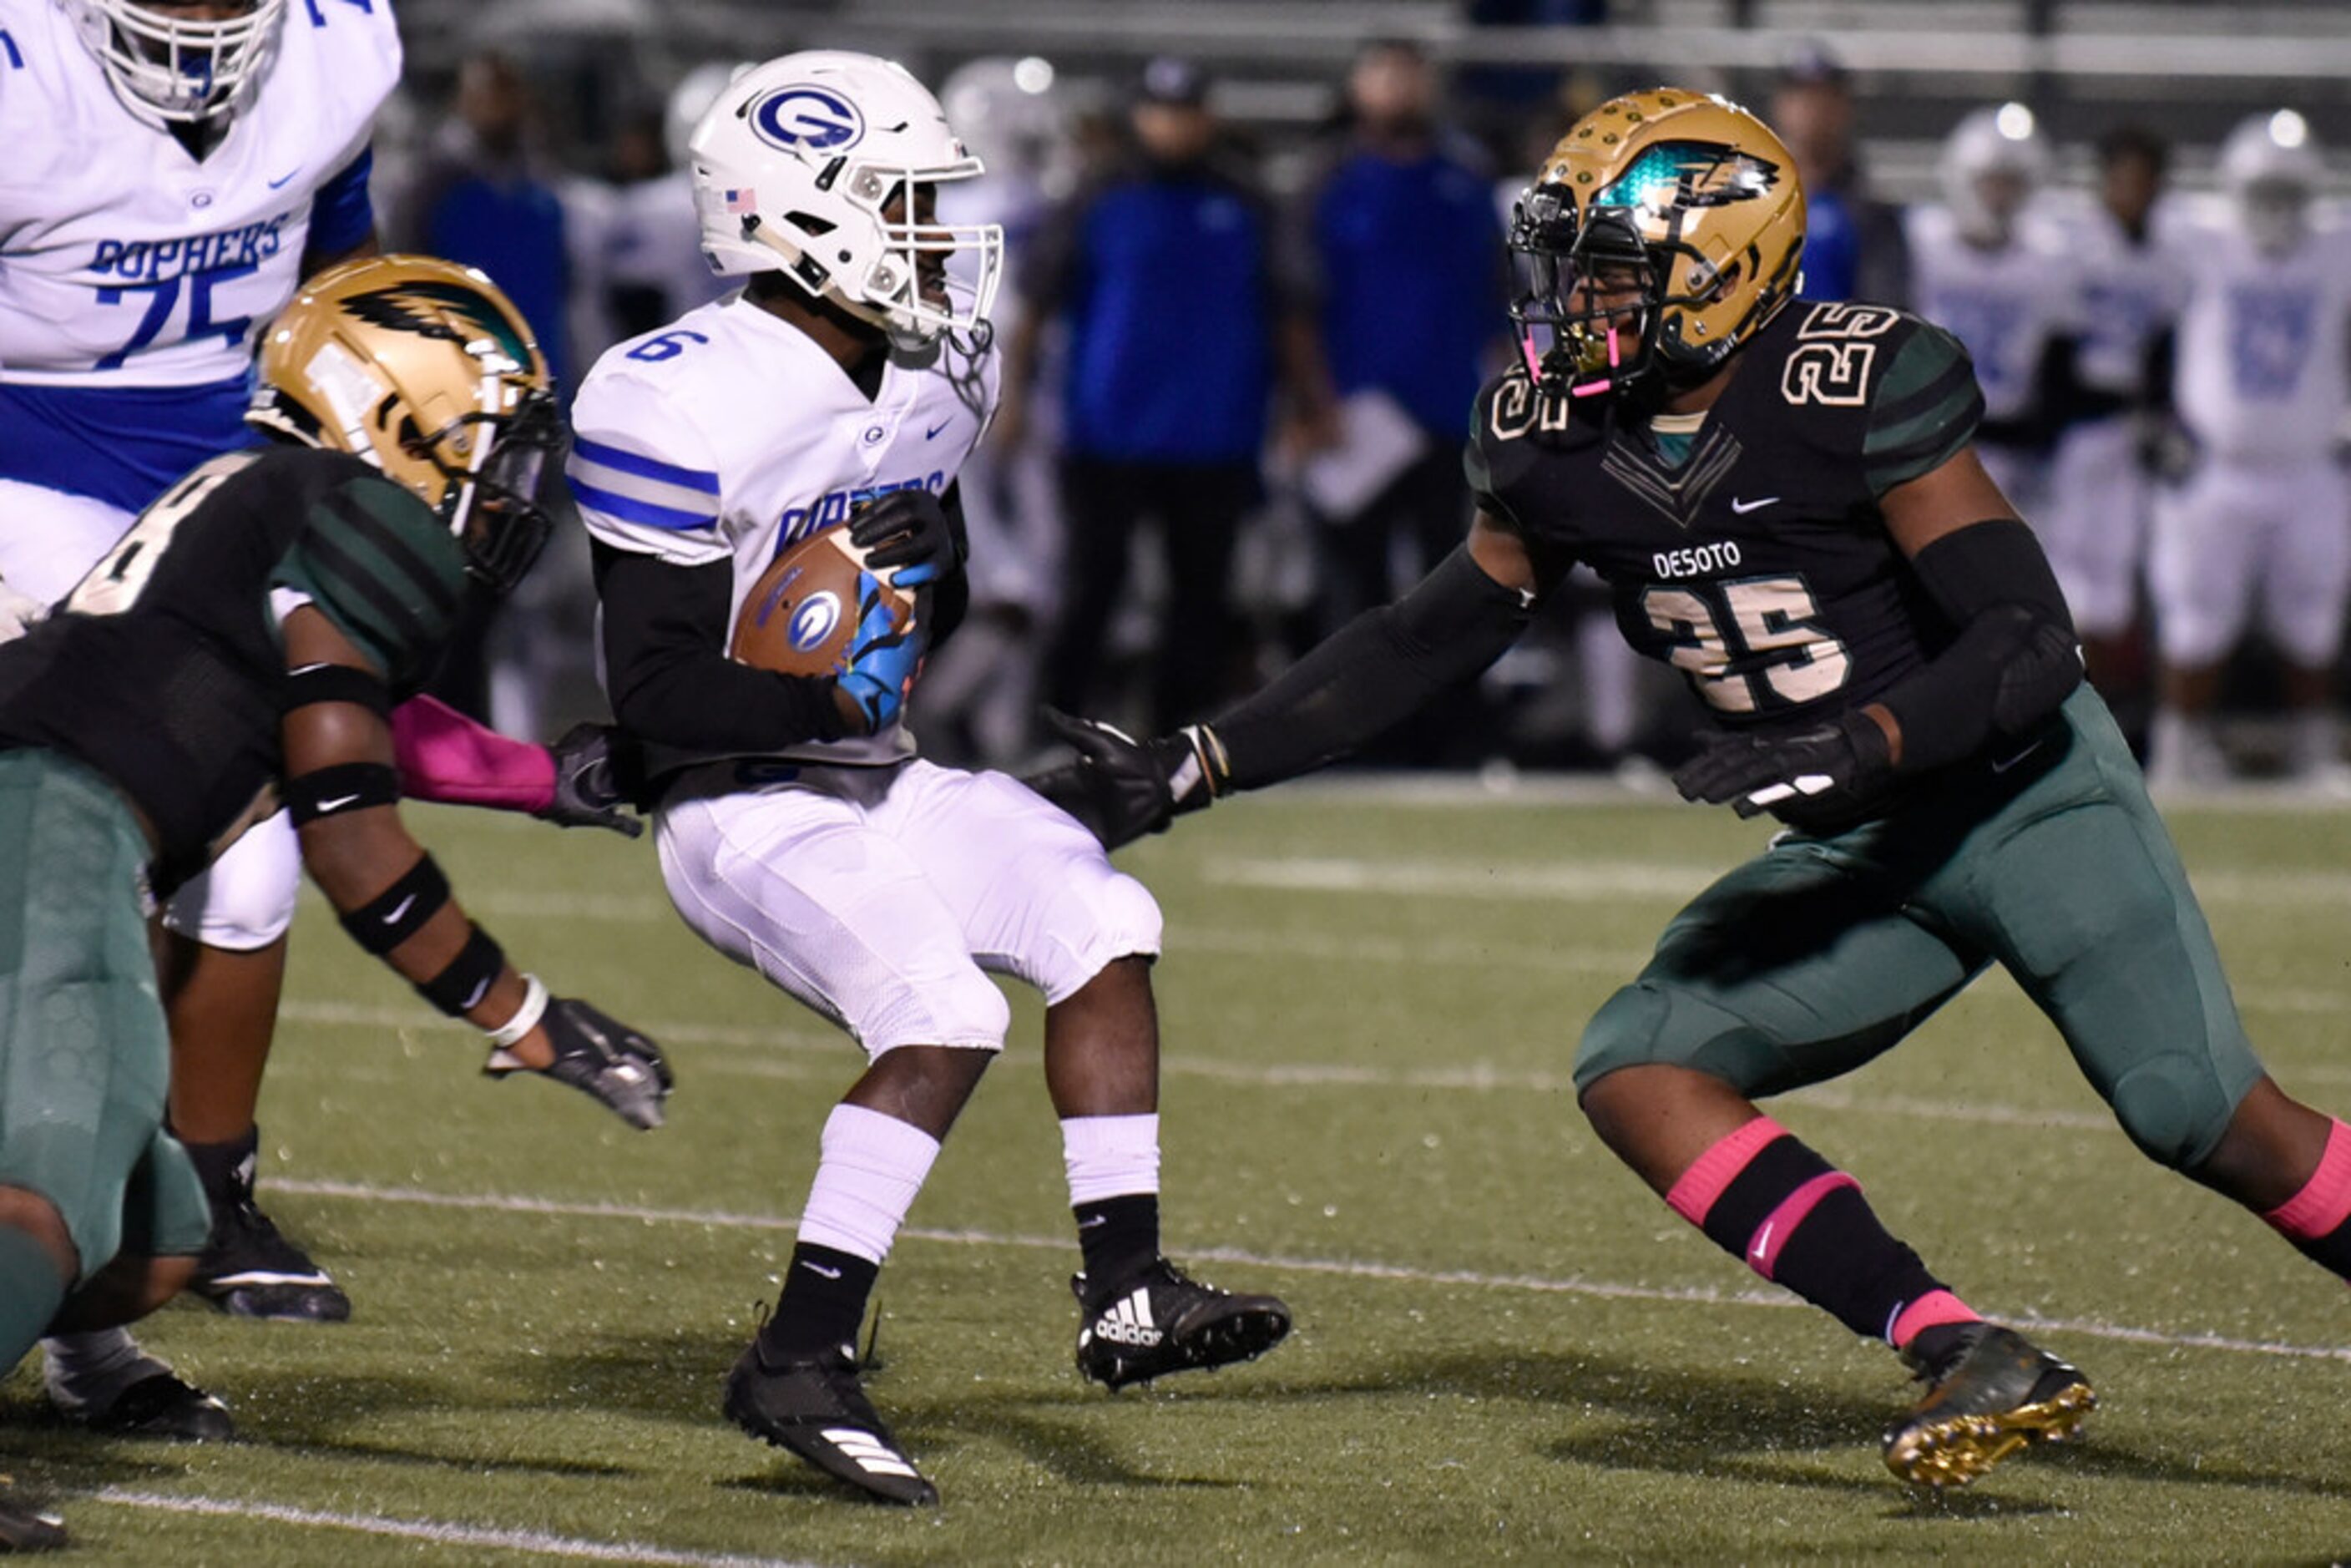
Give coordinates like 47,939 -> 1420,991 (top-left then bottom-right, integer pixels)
1026,513 -> 1540,848
281,608 -> 674,1130
387,695 -> 642,837
1674,447 -> 2083,817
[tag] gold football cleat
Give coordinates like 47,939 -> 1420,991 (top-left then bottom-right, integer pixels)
1882,1324 -> 2096,1488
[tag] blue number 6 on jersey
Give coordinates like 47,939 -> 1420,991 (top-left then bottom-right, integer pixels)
627,330 -> 711,363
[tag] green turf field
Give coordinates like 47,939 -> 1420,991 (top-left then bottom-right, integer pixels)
7,785 -> 2351,1565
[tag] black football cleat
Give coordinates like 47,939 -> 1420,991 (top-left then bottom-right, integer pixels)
1073,1258 -> 1292,1392
0,1481 -> 65,1554
1883,1323 -> 2094,1488
190,1175 -> 351,1323
723,1340 -> 938,1506
63,1369 -> 234,1444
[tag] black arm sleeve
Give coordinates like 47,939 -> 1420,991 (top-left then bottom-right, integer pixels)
1211,544 -> 1533,791
1874,518 -> 2082,774
592,542 -> 846,755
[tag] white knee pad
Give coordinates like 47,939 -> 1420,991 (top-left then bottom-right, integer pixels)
160,812 -> 301,951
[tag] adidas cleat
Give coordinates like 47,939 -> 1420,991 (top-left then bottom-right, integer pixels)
1883,1323 -> 2094,1489
190,1195 -> 351,1323
1073,1258 -> 1292,1392
723,1341 -> 938,1506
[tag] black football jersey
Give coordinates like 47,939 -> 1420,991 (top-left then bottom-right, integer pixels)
1467,301 -> 1983,736
0,445 -> 471,892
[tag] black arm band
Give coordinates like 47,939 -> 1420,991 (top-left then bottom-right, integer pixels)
415,923 -> 505,1017
282,662 -> 392,718
1877,518 -> 2083,774
284,761 -> 401,823
1211,544 -> 1532,791
337,853 -> 450,955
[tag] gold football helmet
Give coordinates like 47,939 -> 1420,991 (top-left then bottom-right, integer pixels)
250,255 -> 562,593
1509,89 -> 1805,402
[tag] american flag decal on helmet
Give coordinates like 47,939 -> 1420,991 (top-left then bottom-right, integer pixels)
724,188 -> 757,214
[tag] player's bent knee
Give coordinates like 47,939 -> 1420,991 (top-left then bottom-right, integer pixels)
862,974 -> 1011,1059
48,1252 -> 198,1335
2110,1055 -> 2237,1170
0,1186 -> 78,1282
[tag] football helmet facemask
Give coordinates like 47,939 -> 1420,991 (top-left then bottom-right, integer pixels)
1508,89 -> 1804,405
248,255 -> 563,595
2221,112 -> 2323,257
62,0 -> 287,129
687,49 -> 1004,350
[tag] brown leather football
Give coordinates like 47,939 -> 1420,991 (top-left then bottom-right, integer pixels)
728,528 -> 914,676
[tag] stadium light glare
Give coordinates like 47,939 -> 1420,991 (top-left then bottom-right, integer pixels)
1994,101 -> 2035,141
2270,108 -> 2310,148
1014,56 -> 1054,94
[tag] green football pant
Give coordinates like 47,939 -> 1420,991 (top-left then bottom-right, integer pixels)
0,750 -> 210,1298
1576,688 -> 2264,1170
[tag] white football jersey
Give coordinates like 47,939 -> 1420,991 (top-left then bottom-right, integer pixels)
570,290 -> 999,766
1904,204 -> 2081,423
0,0 -> 398,388
2060,197 -> 2190,398
2172,220 -> 2351,461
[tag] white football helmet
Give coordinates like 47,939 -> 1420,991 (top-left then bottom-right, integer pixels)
2220,111 -> 2324,256
688,50 -> 1004,349
939,56 -> 1063,184
665,58 -> 755,170
1938,104 -> 2051,248
59,0 -> 287,129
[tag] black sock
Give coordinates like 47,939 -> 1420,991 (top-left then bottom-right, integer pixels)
1694,1130 -> 1953,1344
1074,1193 -> 1160,1288
178,1124 -> 259,1208
759,1242 -> 879,1359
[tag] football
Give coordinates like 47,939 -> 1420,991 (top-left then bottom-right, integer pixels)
729,528 -> 916,677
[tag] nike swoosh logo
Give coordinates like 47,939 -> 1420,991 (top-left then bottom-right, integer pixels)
266,168 -> 302,190
1750,1221 -> 1774,1262
924,420 -> 951,440
317,793 -> 361,813
1991,739 -> 2045,775
801,1261 -> 843,1279
1730,496 -> 1780,515
382,893 -> 416,924
1077,1214 -> 1108,1230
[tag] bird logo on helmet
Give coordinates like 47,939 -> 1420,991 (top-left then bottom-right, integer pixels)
1508,89 -> 1806,407
247,255 -> 564,595
684,49 -> 1004,352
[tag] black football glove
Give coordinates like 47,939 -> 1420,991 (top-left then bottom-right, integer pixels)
1671,709 -> 1893,820
1022,708 -> 1224,851
538,722 -> 643,837
848,488 -> 963,590
484,997 -> 674,1130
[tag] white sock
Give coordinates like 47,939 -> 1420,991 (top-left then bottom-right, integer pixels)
795,1103 -> 942,1264
1060,1113 -> 1161,1205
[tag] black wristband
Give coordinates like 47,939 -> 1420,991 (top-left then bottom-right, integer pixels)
415,923 -> 505,1017
284,761 -> 400,824
282,661 -> 391,718
338,854 -> 449,956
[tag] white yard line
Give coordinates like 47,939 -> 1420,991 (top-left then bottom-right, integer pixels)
272,998 -> 2118,1127
265,1177 -> 2351,1365
90,1490 -> 818,1567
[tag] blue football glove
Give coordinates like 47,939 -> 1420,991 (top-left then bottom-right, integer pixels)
848,488 -> 961,589
834,574 -> 928,732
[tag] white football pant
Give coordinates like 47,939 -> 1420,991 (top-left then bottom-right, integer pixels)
2149,454 -> 2351,670
655,759 -> 1164,1057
